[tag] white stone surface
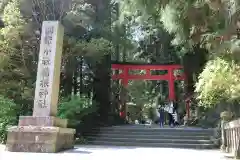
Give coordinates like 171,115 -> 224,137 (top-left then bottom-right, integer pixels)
0,144 -> 5,151
33,21 -> 64,117
0,145 -> 229,160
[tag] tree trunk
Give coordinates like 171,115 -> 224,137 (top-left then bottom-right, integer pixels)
79,56 -> 83,95
73,58 -> 78,95
92,55 -> 111,125
63,57 -> 74,97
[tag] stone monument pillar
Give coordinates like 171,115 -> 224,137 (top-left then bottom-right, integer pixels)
5,21 -> 75,153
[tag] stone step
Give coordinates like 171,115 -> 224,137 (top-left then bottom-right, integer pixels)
86,133 -> 211,140
92,126 -> 214,134
90,130 -> 213,136
96,125 -> 213,130
86,136 -> 212,144
85,125 -> 215,149
87,140 -> 215,149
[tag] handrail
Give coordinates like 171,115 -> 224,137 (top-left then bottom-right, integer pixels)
222,119 -> 240,158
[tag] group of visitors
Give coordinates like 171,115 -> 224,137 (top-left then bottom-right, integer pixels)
158,100 -> 178,128
158,108 -> 175,127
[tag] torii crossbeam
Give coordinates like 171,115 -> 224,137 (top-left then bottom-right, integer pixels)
111,62 -> 190,119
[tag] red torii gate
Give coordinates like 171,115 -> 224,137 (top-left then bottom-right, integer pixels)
111,63 -> 190,118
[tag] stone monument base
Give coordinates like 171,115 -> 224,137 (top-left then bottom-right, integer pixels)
18,116 -> 68,128
6,126 -> 75,153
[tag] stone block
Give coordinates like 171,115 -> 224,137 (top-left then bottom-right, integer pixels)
225,118 -> 240,129
18,116 -> 68,128
220,144 -> 226,152
33,21 -> 64,117
5,21 -> 75,153
226,147 -> 230,153
6,126 -> 75,153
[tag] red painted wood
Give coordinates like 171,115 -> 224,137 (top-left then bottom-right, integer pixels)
146,69 -> 151,77
168,68 -> 175,100
123,68 -> 129,87
111,64 -> 185,99
116,74 -> 169,80
112,73 -> 185,81
111,63 -> 188,119
112,64 -> 183,70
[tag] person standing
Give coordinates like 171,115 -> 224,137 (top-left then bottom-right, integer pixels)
173,101 -> 179,126
168,113 -> 174,127
168,102 -> 174,127
159,107 -> 165,128
156,94 -> 165,127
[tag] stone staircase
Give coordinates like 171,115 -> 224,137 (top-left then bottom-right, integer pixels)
85,125 -> 216,149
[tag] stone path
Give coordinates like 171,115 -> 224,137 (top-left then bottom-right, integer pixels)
0,145 -> 229,160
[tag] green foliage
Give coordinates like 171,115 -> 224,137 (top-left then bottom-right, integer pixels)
63,37 -> 113,62
0,95 -> 17,143
0,0 -> 115,131
127,103 -> 143,121
147,107 -> 156,121
58,95 -> 97,128
128,80 -> 155,105
195,57 -> 240,107
76,38 -> 114,58
0,0 -> 116,139
120,0 -> 240,55
0,0 -> 26,68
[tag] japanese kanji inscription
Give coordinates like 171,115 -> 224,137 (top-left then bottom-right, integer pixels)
33,21 -> 64,116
